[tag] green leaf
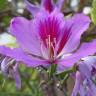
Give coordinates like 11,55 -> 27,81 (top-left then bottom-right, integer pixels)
0,0 -> 7,10
91,0 -> 96,25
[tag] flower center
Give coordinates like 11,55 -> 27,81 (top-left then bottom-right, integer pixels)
45,35 -> 56,61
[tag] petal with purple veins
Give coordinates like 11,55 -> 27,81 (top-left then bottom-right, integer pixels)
60,14 -> 91,55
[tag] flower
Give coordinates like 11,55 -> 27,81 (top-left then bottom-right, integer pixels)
0,0 -> 96,71
72,56 -> 96,96
0,55 -> 21,89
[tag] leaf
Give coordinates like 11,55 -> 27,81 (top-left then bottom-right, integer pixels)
91,0 -> 96,25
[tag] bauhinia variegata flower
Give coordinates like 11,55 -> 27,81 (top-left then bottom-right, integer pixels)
0,0 -> 96,93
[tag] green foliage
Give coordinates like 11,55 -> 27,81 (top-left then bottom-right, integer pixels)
0,65 -> 43,96
91,0 -> 96,25
2,16 -> 11,27
0,0 -> 8,10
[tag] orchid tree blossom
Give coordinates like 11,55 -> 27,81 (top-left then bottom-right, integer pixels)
72,56 -> 96,96
0,0 -> 96,72
25,0 -> 65,16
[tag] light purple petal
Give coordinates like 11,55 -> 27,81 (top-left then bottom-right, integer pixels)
78,62 -> 91,79
88,80 -> 96,95
25,0 -> 40,16
10,17 -> 42,57
79,85 -> 86,96
71,71 -> 81,96
1,57 -> 9,77
58,39 -> 96,68
0,46 -> 49,67
60,14 -> 91,54
82,56 -> 96,70
56,0 -> 65,10
12,63 -> 21,89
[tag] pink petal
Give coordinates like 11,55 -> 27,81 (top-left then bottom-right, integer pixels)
10,17 -> 42,57
60,14 -> 91,55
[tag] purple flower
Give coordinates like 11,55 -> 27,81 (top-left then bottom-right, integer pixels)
25,0 -> 65,16
72,56 -> 96,96
0,0 -> 96,71
0,56 -> 21,89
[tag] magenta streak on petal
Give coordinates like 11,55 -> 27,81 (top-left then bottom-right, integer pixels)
41,0 -> 54,12
38,17 -> 61,60
57,26 -> 72,54
39,17 -> 60,45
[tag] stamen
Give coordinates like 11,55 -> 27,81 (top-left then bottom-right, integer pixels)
43,35 -> 57,61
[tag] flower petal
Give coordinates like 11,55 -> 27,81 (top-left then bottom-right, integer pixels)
41,0 -> 54,12
78,62 -> 91,79
56,0 -> 65,10
58,39 -> 96,68
88,80 -> 96,96
71,71 -> 81,96
0,46 -> 49,67
81,56 -> 96,70
25,0 -> 40,17
12,63 -> 21,89
61,14 -> 91,54
10,17 -> 42,57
